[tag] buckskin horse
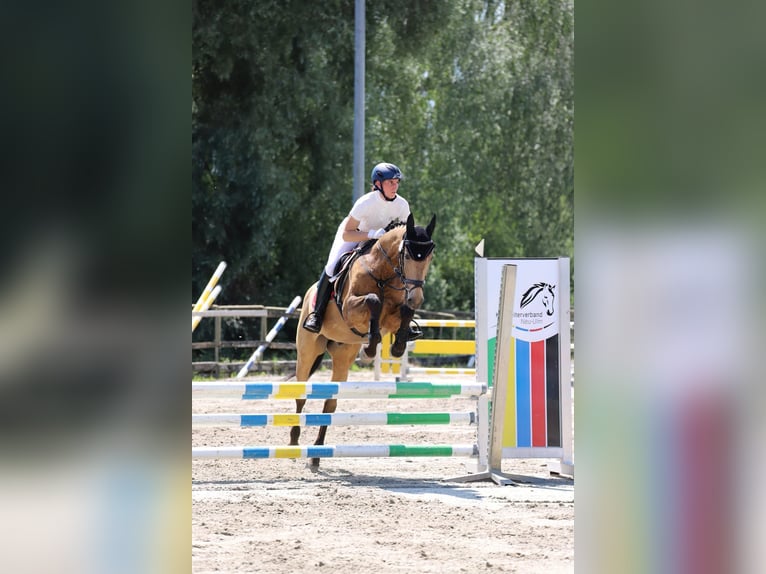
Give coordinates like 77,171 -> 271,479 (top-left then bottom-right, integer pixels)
292,212 -> 436,466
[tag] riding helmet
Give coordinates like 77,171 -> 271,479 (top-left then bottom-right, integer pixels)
370,162 -> 403,185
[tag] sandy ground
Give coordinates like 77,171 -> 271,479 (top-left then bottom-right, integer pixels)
192,369 -> 574,573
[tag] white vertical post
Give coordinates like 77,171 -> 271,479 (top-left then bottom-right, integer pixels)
477,392 -> 490,470
400,344 -> 410,382
373,344 -> 382,381
550,257 -> 574,477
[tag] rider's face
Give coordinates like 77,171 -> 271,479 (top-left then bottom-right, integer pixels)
381,178 -> 400,199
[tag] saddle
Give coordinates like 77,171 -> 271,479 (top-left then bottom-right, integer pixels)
330,237 -> 377,313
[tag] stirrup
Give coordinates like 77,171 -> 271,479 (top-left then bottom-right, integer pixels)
406,320 -> 423,341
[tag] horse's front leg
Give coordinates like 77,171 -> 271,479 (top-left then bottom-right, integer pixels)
311,398 -> 337,467
391,305 -> 415,358
363,294 -> 382,357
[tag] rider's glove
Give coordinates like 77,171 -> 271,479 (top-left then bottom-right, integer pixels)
367,228 -> 386,239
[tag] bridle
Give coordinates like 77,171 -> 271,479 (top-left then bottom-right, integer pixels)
346,229 -> 434,339
362,233 -> 435,300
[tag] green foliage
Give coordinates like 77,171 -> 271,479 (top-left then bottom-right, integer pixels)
193,0 -> 573,315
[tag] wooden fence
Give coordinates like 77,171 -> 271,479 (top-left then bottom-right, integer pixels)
192,304 -> 474,378
192,305 -> 301,376
192,304 -> 573,381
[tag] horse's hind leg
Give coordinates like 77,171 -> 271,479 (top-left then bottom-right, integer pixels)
293,311 -> 327,448
291,351 -> 320,446
391,305 -> 415,358
290,398 -> 306,446
310,398 -> 338,467
310,341 -> 359,467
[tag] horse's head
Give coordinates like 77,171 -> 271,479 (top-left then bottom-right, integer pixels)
396,213 -> 436,309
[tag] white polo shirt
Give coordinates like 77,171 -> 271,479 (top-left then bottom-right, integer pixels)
323,191 -> 410,276
349,190 -> 410,232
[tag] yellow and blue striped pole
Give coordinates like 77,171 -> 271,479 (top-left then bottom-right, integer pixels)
192,381 -> 488,400
193,411 -> 476,427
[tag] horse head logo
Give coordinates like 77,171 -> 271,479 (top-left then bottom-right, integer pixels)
520,282 -> 556,316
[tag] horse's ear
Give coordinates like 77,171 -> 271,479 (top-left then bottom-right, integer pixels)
406,212 -> 415,234
426,214 -> 436,238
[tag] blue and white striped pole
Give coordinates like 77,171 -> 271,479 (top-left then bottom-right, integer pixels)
236,295 -> 302,378
193,443 -> 478,459
193,381 -> 488,399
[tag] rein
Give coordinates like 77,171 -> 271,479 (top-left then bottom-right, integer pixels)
342,229 -> 434,339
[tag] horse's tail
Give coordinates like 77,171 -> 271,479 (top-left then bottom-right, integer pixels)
309,353 -> 324,377
280,353 -> 324,382
282,353 -> 325,381
279,370 -> 296,381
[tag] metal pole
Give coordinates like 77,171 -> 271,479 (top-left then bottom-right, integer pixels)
352,0 -> 365,203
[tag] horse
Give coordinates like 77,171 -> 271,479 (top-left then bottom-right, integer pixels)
291,212 -> 436,467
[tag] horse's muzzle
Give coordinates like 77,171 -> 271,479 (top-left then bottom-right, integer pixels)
406,287 -> 424,309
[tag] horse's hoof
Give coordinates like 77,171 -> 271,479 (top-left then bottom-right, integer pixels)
308,459 -> 321,470
391,341 -> 406,358
363,344 -> 377,358
356,349 -> 374,364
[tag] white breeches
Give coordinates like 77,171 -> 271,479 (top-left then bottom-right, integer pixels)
324,236 -> 358,278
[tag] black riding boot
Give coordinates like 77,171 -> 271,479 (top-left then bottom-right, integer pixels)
302,271 -> 333,333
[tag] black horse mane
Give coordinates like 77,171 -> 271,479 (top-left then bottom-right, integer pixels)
354,219 -> 405,256
356,216 -> 435,259
384,219 -> 406,232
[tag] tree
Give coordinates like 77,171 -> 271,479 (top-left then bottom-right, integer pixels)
193,0 -> 573,328
365,0 -> 573,310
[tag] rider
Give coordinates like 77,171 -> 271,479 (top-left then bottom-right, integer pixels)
302,162 -> 420,339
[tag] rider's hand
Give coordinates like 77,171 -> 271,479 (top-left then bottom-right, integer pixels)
367,228 -> 386,239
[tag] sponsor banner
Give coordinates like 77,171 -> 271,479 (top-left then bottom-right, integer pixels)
476,258 -> 571,455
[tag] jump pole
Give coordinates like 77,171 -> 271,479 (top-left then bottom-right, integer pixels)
192,380 -> 490,471
235,295 -> 302,378
191,284 -> 222,333
378,319 -> 477,381
407,367 -> 477,376
193,444 -> 478,459
192,380 -> 487,399
193,411 -> 476,427
193,261 -> 226,313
